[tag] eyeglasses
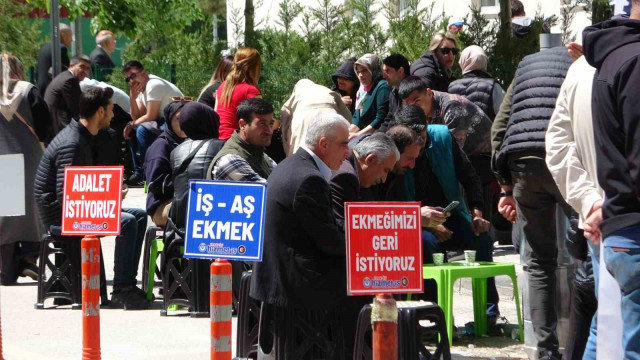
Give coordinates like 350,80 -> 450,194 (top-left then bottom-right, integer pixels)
170,96 -> 193,102
439,47 -> 459,56
125,71 -> 140,83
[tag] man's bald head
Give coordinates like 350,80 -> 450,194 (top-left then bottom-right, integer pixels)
59,23 -> 73,47
96,30 -> 116,53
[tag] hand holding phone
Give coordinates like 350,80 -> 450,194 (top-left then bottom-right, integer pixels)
442,201 -> 460,214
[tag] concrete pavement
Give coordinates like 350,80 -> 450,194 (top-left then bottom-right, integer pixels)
1,187 -> 527,359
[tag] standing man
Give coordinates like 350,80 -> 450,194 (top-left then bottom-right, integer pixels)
121,60 -> 183,186
34,87 -> 149,310
491,46 -> 573,360
378,53 -> 410,132
250,113 -> 351,359
37,23 -> 72,97
583,7 -> 640,357
44,55 -> 91,133
90,30 -> 117,81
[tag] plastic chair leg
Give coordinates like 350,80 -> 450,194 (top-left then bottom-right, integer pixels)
147,239 -> 159,300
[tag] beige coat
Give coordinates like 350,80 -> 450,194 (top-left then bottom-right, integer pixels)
546,56 -> 603,226
280,79 -> 352,156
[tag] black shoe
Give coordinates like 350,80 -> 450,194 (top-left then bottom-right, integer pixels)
126,174 -> 144,188
110,287 -> 150,310
538,349 -> 562,360
19,262 -> 39,281
131,284 -> 155,301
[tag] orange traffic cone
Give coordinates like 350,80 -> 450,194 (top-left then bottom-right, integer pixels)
81,235 -> 101,360
210,259 -> 232,360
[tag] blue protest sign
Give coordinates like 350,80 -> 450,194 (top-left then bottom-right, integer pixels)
184,180 -> 266,261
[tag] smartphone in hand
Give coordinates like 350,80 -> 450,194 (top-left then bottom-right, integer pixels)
443,201 -> 460,213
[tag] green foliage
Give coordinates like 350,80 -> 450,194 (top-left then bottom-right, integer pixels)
0,0 -> 45,69
384,1 -> 445,62
348,0 -> 388,55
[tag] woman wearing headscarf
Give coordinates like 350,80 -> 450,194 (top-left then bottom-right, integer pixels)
448,45 -> 504,121
331,57 -> 360,114
0,54 -> 52,284
169,102 -> 225,231
349,54 -> 391,138
143,100 -> 189,226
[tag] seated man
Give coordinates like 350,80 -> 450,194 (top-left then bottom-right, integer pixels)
394,105 -> 499,319
34,87 -> 149,310
211,98 -> 277,182
398,75 -> 492,158
122,60 -> 184,187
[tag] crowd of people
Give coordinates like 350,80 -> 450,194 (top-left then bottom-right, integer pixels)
2,0 -> 640,358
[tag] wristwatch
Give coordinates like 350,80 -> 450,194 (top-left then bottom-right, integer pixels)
499,191 -> 513,197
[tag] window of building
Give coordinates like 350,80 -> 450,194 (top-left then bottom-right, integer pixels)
480,0 -> 500,15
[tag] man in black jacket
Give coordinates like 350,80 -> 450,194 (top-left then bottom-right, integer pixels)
89,30 -> 117,81
250,113 -> 350,359
491,46 -> 573,360
583,7 -> 640,357
44,55 -> 91,134
36,24 -> 72,97
34,87 -> 149,310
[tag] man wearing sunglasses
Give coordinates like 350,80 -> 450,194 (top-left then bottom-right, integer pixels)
121,60 -> 183,187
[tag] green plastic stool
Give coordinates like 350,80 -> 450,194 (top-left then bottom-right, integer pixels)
422,262 -> 524,346
146,238 -> 164,300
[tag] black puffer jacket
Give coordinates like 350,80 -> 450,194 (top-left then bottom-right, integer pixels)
34,120 -> 94,228
495,46 -> 572,172
409,50 -> 452,92
448,70 -> 497,120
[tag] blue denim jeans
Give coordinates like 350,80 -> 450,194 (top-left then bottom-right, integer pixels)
582,241 -> 599,360
128,125 -> 160,177
113,208 -> 148,289
421,215 -> 499,317
604,229 -> 640,360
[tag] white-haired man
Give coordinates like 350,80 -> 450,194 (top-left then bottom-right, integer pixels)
90,30 -> 117,81
251,113 -> 350,359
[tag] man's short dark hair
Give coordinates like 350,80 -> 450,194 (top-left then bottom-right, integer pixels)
386,125 -> 421,153
70,55 -> 90,66
398,76 -> 427,100
394,104 -> 427,133
79,87 -> 113,119
383,54 -> 410,78
511,0 -> 525,17
236,98 -> 274,124
122,60 -> 144,74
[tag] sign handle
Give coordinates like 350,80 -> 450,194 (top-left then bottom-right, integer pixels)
372,294 -> 397,360
210,259 -> 232,360
82,235 -> 101,360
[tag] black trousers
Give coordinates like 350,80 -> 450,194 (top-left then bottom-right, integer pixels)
563,278 -> 597,360
510,158 -> 573,352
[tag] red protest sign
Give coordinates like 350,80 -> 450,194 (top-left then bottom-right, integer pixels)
61,166 -> 123,236
345,202 -> 423,295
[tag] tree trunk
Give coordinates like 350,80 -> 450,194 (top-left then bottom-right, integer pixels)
244,0 -> 256,47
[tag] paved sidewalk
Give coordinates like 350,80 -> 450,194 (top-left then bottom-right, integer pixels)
1,187 -> 527,359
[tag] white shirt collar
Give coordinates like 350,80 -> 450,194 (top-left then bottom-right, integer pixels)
302,145 -> 332,182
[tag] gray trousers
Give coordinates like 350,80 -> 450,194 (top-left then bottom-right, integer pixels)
510,158 -> 572,352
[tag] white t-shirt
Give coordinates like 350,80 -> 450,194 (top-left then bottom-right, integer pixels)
136,75 -> 183,128
80,78 -> 131,113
